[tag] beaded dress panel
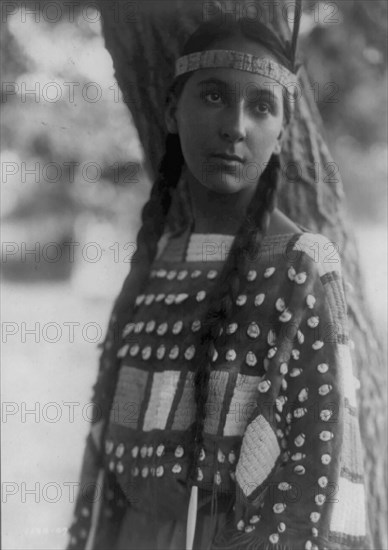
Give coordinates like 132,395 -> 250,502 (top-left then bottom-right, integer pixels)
67,228 -> 370,550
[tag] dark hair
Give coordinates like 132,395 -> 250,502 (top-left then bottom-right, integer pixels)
90,16 -> 294,487
166,15 -> 295,483
188,17 -> 291,61
89,133 -> 184,427
171,15 -> 295,123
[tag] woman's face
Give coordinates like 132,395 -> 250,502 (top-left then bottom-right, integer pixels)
167,37 -> 285,194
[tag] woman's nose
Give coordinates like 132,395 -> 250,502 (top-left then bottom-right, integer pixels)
219,103 -> 247,142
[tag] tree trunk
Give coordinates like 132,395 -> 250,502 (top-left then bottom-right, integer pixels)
97,1 -> 386,548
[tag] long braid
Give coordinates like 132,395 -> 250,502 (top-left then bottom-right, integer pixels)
91,134 -> 184,431
189,154 -> 281,482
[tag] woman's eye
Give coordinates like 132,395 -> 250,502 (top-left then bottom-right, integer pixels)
203,91 -> 223,103
255,102 -> 271,114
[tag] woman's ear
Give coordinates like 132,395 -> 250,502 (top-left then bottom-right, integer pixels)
164,93 -> 179,134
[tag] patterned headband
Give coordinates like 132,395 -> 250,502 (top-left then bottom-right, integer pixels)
174,49 -> 296,89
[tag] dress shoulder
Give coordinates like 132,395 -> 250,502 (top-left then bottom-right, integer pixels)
212,232 -> 370,550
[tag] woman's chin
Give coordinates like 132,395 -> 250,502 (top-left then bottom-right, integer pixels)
198,175 -> 250,195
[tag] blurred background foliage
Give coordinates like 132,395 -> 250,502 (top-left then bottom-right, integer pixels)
1,0 -> 387,271
1,0 -> 387,281
1,1 -> 387,549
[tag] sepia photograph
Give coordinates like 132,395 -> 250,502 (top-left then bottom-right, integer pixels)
1,1 -> 387,549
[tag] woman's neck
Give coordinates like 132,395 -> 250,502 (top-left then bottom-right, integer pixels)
186,168 -> 257,235
184,166 -> 302,237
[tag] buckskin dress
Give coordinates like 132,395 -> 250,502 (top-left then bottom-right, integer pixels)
67,225 -> 371,550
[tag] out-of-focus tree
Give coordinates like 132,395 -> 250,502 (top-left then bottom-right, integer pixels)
1,2 -> 143,281
1,0 -> 386,546
96,1 -> 387,548
300,0 -> 387,223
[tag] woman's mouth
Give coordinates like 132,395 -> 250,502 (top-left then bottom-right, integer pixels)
207,153 -> 246,173
209,153 -> 245,164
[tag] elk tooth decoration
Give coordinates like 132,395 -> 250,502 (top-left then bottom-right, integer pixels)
298,388 -> 309,402
264,267 -> 276,278
307,316 -> 319,328
175,293 -> 189,304
267,346 -> 277,359
117,344 -> 129,358
317,363 -> 329,374
278,482 -> 292,491
247,270 -> 257,281
294,433 -> 306,447
290,367 -> 302,377
135,322 -> 145,333
135,294 -> 145,306
245,351 -> 257,367
280,363 -> 288,375
122,322 -> 135,337
166,269 -> 177,280
174,445 -> 184,458
249,515 -> 260,524
165,294 -> 175,305
279,309 -> 292,322
312,340 -> 324,350
228,450 -> 236,464
172,320 -> 183,335
145,294 -> 155,305
258,380 -> 271,393
273,503 -> 286,514
217,449 -> 225,463
247,322 -> 260,339
254,293 -> 265,306
236,294 -> 247,306
275,297 -> 286,312
226,349 -> 237,361
295,271 -> 307,284
318,476 -> 328,488
156,444 -> 165,457
320,409 -> 333,422
156,345 -> 166,360
184,345 -> 196,360
196,290 -> 206,302
319,384 -> 333,396
294,407 -> 307,418
146,320 -> 156,333
207,269 -> 218,279
226,322 -> 238,334
177,269 -> 188,280
306,294 -> 316,308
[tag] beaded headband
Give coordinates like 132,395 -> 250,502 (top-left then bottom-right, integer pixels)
174,49 -> 296,89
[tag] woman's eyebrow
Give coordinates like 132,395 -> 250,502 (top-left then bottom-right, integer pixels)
196,78 -> 281,101
246,87 -> 281,105
196,77 -> 229,89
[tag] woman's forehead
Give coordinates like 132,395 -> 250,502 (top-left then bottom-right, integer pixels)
186,66 -> 285,97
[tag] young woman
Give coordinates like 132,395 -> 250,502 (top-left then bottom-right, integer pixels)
67,14 -> 371,550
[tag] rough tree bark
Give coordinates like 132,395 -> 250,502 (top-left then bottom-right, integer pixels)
97,1 -> 386,548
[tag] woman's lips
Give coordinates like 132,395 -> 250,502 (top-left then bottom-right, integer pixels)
210,153 -> 245,163
208,154 -> 245,171
206,154 -> 245,175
